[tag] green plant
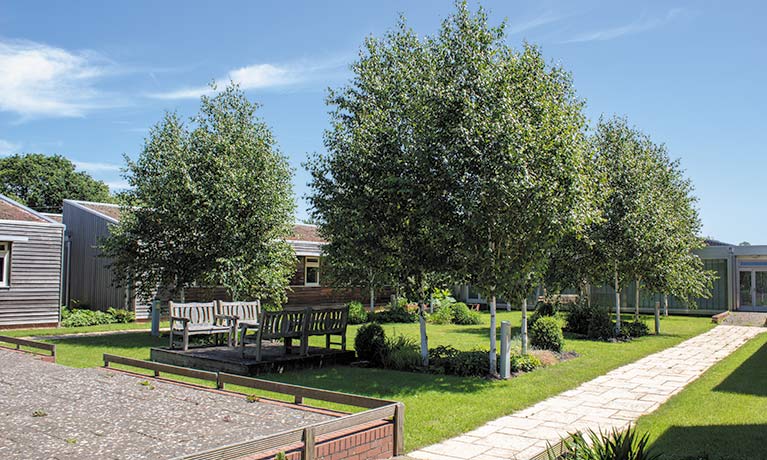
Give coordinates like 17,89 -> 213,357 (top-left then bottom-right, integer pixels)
354,323 -> 388,365
621,320 -> 649,338
347,301 -> 369,324
565,301 -> 593,335
106,307 -> 135,323
450,302 -> 481,325
371,305 -> 418,323
510,353 -> 542,373
550,427 -> 660,460
587,308 -> 615,340
32,409 -> 47,417
246,394 -> 259,403
429,346 -> 496,377
274,453 -> 287,460
530,300 -> 559,329
429,306 -> 454,325
66,438 -> 77,445
60,307 -> 114,328
382,335 -> 421,371
530,316 -> 565,352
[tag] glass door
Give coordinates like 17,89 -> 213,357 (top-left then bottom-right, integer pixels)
740,270 -> 753,307
756,272 -> 767,307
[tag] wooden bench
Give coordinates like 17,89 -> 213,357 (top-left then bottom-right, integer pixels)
169,301 -> 234,351
247,308 -> 308,360
218,300 -> 261,346
304,306 -> 349,351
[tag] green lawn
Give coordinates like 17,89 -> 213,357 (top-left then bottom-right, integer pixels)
0,321 -> 167,338
636,331 -> 767,460
11,312 -> 712,451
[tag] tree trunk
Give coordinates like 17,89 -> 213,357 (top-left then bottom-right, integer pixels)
586,282 -> 591,307
521,297 -> 528,355
635,278 -> 641,321
489,293 -> 498,376
429,293 -> 434,314
419,301 -> 429,367
654,298 -> 661,335
614,269 -> 621,335
369,287 -> 375,313
664,294 -> 669,316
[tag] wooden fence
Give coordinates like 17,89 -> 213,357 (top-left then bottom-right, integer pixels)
102,354 -> 404,460
0,335 -> 56,361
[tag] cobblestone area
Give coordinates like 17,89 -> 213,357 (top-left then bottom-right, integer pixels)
0,349 -> 333,460
410,325 -> 764,460
722,311 -> 767,327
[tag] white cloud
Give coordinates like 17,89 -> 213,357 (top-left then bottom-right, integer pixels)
73,160 -> 121,172
508,11 -> 564,35
0,39 -> 117,118
104,180 -> 130,191
150,59 -> 342,100
563,8 -> 685,43
0,139 -> 20,155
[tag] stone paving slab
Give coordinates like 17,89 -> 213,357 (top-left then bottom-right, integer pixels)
410,325 -> 764,460
0,349 -> 334,460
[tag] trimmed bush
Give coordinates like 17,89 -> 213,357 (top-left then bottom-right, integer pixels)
529,300 -> 559,329
347,301 -> 368,324
530,316 -> 565,352
510,353 -> 542,373
371,305 -> 418,323
621,320 -> 650,338
451,302 -> 481,325
565,301 -> 592,335
429,346 -> 495,377
429,306 -> 454,324
354,323 -> 388,365
61,307 -> 134,328
107,307 -> 135,323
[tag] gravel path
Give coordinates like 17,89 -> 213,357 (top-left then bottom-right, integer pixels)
0,349 -> 333,460
410,325 -> 764,460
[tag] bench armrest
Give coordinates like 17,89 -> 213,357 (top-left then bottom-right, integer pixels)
170,316 -> 189,329
214,314 -> 237,325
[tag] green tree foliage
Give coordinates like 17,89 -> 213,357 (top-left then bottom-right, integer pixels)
588,116 -> 713,331
104,83 -> 296,303
0,153 -> 113,213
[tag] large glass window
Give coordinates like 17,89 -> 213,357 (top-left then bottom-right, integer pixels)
0,242 -> 9,287
740,270 -> 752,307
304,257 -> 320,287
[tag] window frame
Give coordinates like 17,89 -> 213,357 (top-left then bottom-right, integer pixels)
0,242 -> 10,288
304,256 -> 320,287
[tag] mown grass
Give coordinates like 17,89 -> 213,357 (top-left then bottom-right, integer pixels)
22,312 -> 712,451
637,331 -> 767,460
0,321 -> 168,338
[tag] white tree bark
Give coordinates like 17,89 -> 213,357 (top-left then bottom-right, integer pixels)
614,269 -> 621,335
654,299 -> 661,334
419,301 -> 429,367
635,278 -> 641,320
489,293 -> 498,375
369,286 -> 375,312
521,297 -> 528,355
664,294 -> 669,316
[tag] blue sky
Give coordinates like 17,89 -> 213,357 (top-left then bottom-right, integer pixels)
0,1 -> 764,244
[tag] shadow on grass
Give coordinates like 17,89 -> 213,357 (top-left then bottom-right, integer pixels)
714,341 -> 767,397
650,424 -> 767,460
50,333 -> 166,349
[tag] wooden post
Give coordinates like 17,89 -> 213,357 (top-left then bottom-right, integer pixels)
521,297 -> 528,355
654,300 -> 661,335
394,403 -> 405,456
295,395 -> 303,405
500,321 -> 511,379
151,299 -> 161,337
302,426 -> 315,460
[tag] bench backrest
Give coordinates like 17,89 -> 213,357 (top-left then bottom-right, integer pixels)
169,301 -> 217,324
258,309 -> 307,340
218,300 -> 261,322
305,306 -> 349,336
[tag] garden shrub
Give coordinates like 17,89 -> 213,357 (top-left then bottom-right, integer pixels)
381,335 -> 421,371
429,345 -> 496,377
510,353 -> 542,373
529,300 -> 559,329
428,306 -> 454,324
529,316 -> 564,352
61,307 -> 124,327
106,307 -> 135,323
450,302 -> 481,325
555,426 -> 659,460
371,305 -> 418,323
621,320 -> 649,338
587,307 -> 615,340
354,323 -> 388,365
565,300 -> 592,335
347,301 -> 369,324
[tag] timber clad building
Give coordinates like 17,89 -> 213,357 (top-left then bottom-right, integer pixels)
0,195 -> 65,328
62,200 -> 377,320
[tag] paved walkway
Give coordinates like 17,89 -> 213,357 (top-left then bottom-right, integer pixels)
0,348 -> 333,460
410,325 -> 764,460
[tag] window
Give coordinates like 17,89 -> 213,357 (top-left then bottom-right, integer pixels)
304,257 -> 320,287
0,242 -> 9,287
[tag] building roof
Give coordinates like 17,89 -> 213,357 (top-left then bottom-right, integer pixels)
705,238 -> 732,247
66,200 -> 327,244
42,213 -> 63,223
0,195 -> 60,224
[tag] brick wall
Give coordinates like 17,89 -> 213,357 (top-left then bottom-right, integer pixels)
250,420 -> 394,460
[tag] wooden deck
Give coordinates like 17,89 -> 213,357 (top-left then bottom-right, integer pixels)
150,342 -> 356,376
